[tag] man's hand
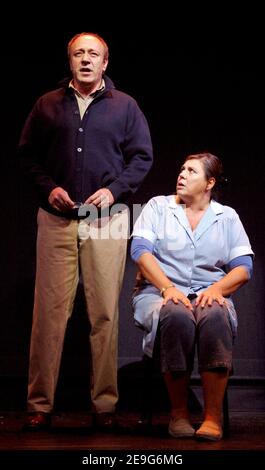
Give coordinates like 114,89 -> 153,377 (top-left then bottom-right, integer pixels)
86,188 -> 114,209
48,187 -> 75,212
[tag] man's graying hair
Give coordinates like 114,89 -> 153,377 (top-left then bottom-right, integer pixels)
67,32 -> 109,60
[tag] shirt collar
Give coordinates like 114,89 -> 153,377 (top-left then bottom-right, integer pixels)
168,195 -> 224,215
168,195 -> 225,241
209,200 -> 224,215
69,79 -> 105,99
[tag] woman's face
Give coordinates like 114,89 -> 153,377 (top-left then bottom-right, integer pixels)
176,158 -> 212,200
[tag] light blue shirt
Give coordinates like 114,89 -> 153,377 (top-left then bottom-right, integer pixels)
132,195 -> 254,356
132,195 -> 253,295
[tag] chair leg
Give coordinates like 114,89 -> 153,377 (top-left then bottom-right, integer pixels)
139,355 -> 153,426
139,328 -> 162,427
222,386 -> 230,437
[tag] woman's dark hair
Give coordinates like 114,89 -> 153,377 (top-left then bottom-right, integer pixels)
184,152 -> 227,200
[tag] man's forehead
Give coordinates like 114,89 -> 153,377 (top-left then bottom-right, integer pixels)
71,35 -> 103,50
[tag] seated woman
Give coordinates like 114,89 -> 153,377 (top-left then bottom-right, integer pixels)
131,153 -> 253,441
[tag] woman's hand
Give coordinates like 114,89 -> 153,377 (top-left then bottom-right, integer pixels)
195,285 -> 226,308
162,287 -> 193,310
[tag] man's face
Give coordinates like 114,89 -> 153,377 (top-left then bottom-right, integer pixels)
69,35 -> 108,92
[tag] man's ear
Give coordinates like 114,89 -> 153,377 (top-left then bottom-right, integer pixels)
102,58 -> 108,73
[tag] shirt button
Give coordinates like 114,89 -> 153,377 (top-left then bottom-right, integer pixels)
78,128 -> 83,132
77,147 -> 82,152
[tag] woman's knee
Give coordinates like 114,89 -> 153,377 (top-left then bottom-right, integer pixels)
198,302 -> 230,330
160,301 -> 194,330
198,303 -> 233,355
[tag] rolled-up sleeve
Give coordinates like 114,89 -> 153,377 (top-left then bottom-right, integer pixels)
132,198 -> 159,244
228,211 -> 254,261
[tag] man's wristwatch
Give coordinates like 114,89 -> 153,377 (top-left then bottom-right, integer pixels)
160,284 -> 175,296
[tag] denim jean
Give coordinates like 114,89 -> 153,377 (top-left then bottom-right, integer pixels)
159,299 -> 233,374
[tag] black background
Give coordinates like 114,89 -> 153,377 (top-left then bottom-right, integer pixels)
0,7 -> 264,410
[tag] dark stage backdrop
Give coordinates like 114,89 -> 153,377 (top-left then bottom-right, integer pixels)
0,21 -> 264,410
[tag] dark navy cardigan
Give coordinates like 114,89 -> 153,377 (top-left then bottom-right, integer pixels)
19,76 -> 153,216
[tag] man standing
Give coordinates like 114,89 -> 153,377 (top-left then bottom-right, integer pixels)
19,32 -> 153,430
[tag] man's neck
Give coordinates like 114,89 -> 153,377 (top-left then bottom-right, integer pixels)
73,79 -> 104,98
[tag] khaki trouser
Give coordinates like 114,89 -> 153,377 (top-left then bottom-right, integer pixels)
27,208 -> 128,414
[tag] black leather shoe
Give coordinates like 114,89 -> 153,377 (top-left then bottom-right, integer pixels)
23,412 -> 51,431
94,412 -> 117,431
